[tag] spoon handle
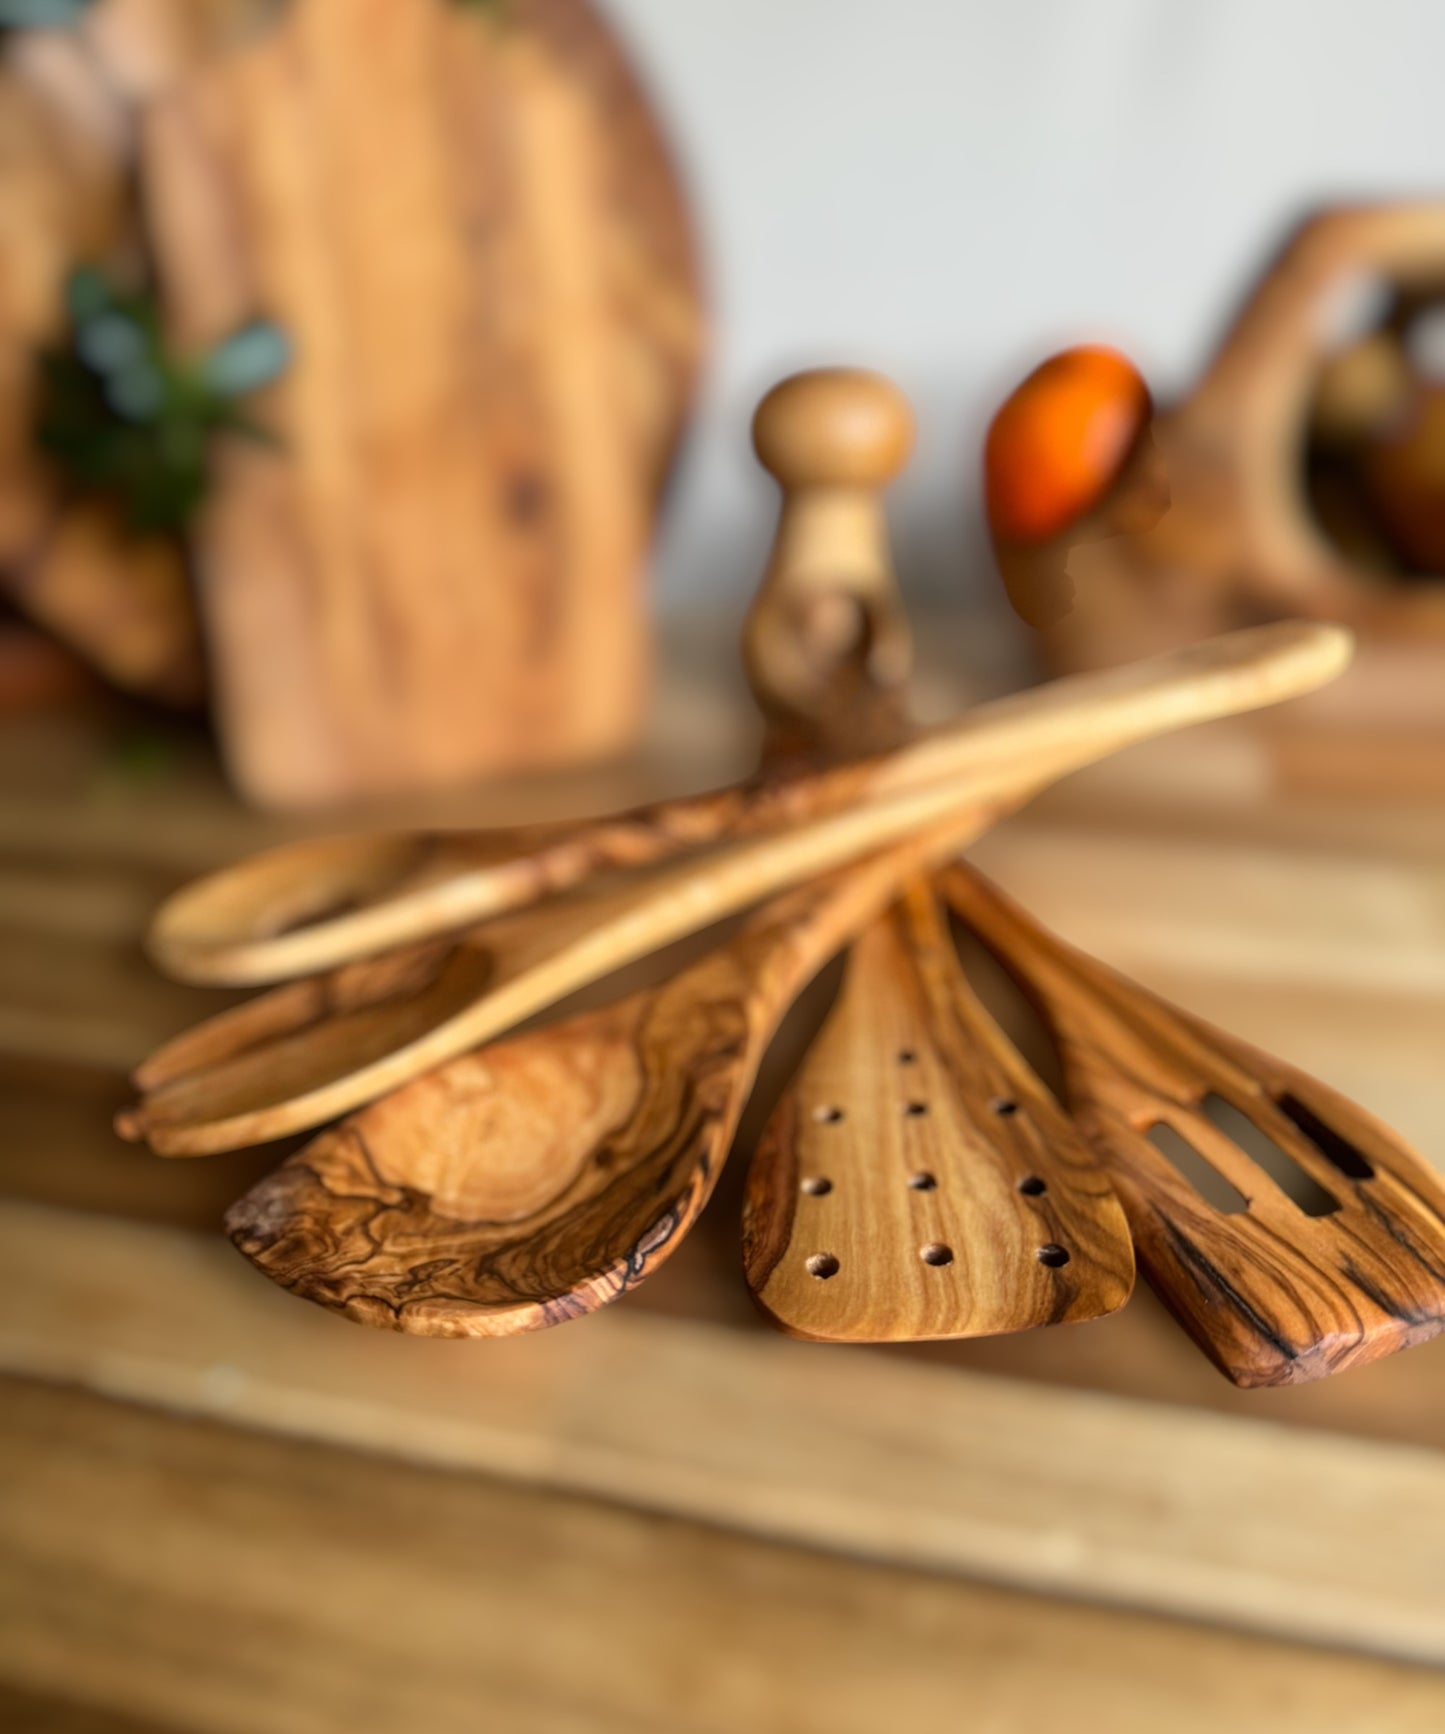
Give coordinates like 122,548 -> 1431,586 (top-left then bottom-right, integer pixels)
148,615 -> 1353,989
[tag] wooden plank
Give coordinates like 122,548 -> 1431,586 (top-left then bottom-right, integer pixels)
0,1679 -> 173,1734
5,1199 -> 1445,1664
7,1377 -> 1445,1734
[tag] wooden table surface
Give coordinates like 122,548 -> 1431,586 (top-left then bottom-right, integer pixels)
3,614 -> 1445,1731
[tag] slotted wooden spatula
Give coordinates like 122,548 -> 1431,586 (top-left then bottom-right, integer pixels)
739,370 -> 1133,1343
941,863 -> 1445,1386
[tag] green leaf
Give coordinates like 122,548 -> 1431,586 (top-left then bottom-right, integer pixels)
75,312 -> 147,376
201,323 -> 291,398
37,267 -> 291,536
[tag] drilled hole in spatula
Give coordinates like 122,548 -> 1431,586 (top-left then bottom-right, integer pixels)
806,1253 -> 839,1280
813,1105 -> 845,1125
920,1243 -> 953,1267
1017,1175 -> 1047,1197
800,1176 -> 832,1197
907,1172 -> 937,1192
1147,1122 -> 1249,1214
1201,1093 -> 1340,1217
1037,1244 -> 1070,1268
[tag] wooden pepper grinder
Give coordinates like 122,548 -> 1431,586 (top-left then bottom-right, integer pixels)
744,368 -> 916,758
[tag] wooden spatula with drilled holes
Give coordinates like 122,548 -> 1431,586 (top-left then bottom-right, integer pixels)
742,882 -> 1136,1341
940,864 -> 1445,1386
741,371 -> 1134,1343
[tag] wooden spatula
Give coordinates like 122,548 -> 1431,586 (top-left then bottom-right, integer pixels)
739,370 -> 1133,1343
941,863 -> 1445,1386
742,883 -> 1135,1341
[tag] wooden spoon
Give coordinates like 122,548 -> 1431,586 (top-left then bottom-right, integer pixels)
146,618 -> 1349,988
220,817 -> 994,1335
740,371 -> 1134,1343
941,863 -> 1445,1387
121,618 -> 1351,1156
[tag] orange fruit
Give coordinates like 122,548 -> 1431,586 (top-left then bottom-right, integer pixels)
984,345 -> 1150,544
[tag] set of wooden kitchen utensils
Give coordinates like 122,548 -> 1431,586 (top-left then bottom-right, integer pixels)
120,368 -> 1445,1389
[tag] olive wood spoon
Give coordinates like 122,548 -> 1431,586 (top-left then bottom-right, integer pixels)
121,619 -> 1350,1156
148,624 -> 1346,988
941,864 -> 1445,1387
219,816 -> 997,1336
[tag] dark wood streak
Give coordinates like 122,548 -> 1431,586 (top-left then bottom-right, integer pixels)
944,864 -> 1445,1388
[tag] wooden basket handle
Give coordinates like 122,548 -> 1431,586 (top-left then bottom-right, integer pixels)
1174,203 -> 1445,607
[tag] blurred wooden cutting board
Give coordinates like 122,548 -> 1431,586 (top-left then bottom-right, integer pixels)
140,0 -> 704,805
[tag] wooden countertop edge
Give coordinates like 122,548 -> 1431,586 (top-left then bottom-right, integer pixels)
4,1198 -> 1443,1664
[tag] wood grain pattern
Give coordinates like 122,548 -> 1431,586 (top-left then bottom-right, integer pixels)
744,881 -> 1134,1341
124,623 -> 1353,1154
12,1203 -> 1445,1669
222,835 -> 990,1336
943,863 -> 1445,1387
15,1379 -> 1445,1734
140,0 -> 704,805
147,617 -> 1354,985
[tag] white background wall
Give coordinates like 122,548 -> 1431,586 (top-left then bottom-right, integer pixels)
607,0 -> 1445,616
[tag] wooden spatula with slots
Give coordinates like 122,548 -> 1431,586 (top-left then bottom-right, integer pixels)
940,865 -> 1445,1386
